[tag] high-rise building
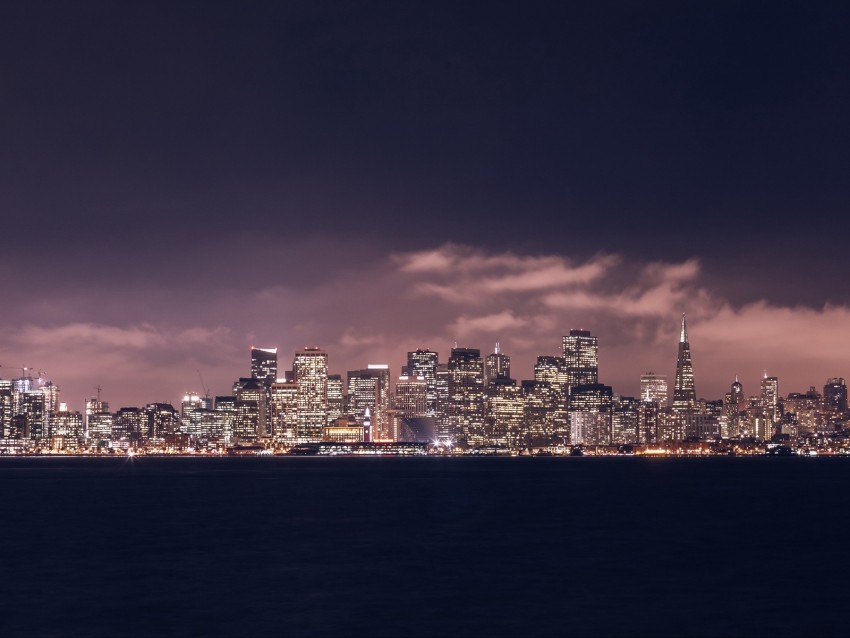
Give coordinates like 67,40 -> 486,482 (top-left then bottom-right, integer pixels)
568,383 -> 613,445
485,380 -> 523,447
394,375 -> 428,418
407,349 -> 439,416
724,378 -> 745,439
52,405 -> 84,449
86,409 -> 113,444
445,347 -> 485,446
612,396 -> 640,445
181,392 -> 205,430
347,365 -> 391,440
250,347 -> 278,384
784,388 -> 822,436
485,343 -> 511,386
114,407 -> 145,442
0,379 -> 12,438
12,376 -> 33,418
823,378 -> 847,413
672,314 -> 697,414
522,380 -> 558,443
249,347 -> 277,437
233,400 -> 260,443
40,381 -> 59,438
640,373 -> 668,407
533,355 -> 569,435
760,373 -> 779,428
435,363 -> 449,427
234,379 -> 265,441
638,397 -> 659,444
294,347 -> 328,442
145,403 -> 179,439
214,396 -> 237,442
327,375 -> 344,424
19,390 -> 45,439
269,382 -> 299,439
562,330 -> 599,392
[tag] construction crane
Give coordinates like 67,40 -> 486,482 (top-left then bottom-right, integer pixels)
0,365 -> 32,378
196,370 -> 210,399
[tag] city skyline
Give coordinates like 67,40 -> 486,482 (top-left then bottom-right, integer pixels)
2,3 -> 850,409
1,308 -> 846,417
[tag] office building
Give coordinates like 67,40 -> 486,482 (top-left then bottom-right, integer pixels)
294,347 -> 328,442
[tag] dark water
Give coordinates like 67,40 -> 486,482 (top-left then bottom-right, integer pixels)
1,456 -> 849,637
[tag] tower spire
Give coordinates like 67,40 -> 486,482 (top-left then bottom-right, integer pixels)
673,313 -> 696,414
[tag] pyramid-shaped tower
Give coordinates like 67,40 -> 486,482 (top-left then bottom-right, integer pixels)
672,313 -> 696,414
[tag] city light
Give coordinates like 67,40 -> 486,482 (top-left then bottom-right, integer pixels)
0,315 -> 848,457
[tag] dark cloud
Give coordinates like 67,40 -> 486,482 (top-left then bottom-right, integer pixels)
2,242 -> 848,409
0,3 -> 849,406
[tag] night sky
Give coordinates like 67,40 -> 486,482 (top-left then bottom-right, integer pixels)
2,1 -> 850,409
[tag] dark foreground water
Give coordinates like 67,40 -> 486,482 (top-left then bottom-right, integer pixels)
2,457 -> 849,637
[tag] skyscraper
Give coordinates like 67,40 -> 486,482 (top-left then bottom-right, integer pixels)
250,347 -> 278,384
446,347 -> 485,446
485,343 -> 511,386
294,347 -> 328,442
672,314 -> 696,414
562,330 -> 599,392
724,378 -> 745,438
346,365 -> 391,440
760,373 -> 779,428
250,347 -> 278,437
823,378 -> 847,413
640,372 -> 668,407
394,375 -> 428,418
407,349 -> 438,416
269,381 -> 299,440
327,374 -> 343,424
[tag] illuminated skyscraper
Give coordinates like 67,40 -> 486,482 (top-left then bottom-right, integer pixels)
446,347 -> 485,445
394,375 -> 428,418
823,378 -> 847,413
347,365 -> 391,440
114,407 -> 145,442
724,378 -> 745,438
562,330 -> 598,392
327,375 -> 343,424
760,373 -> 779,428
20,390 -> 45,439
86,393 -> 113,444
249,347 -> 277,437
485,343 -> 511,386
52,405 -> 84,449
234,379 -> 265,441
485,381 -> 523,447
640,372 -> 668,407
250,347 -> 278,384
294,347 -> 328,442
612,396 -> 640,445
145,403 -> 179,439
40,381 -> 59,438
214,396 -> 237,442
407,349 -> 438,416
522,380 -> 558,442
672,314 -> 697,414
568,383 -> 613,445
0,379 -> 11,438
269,381 -> 299,439
532,356 -> 570,437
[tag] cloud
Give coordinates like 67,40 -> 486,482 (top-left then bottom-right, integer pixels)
5,241 -> 850,409
449,311 -> 530,338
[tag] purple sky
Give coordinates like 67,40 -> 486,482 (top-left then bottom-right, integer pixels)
2,2 -> 850,409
